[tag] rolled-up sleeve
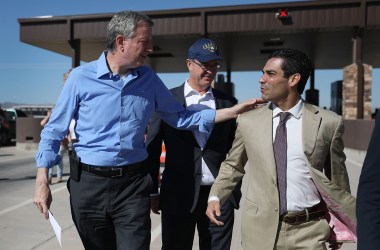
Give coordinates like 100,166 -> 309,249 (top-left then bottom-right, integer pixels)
35,70 -> 78,168
198,109 -> 215,133
154,79 -> 216,133
35,150 -> 62,168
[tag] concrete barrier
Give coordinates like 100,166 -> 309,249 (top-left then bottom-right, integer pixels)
16,117 -> 43,150
343,119 -> 375,151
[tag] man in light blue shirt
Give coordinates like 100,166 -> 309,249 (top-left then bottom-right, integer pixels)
33,10 -> 263,250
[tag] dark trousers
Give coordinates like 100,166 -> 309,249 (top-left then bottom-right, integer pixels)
68,168 -> 152,250
161,186 -> 235,250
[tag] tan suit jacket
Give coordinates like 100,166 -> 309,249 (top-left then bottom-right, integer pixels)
209,102 -> 356,250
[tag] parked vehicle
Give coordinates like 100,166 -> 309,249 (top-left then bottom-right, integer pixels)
4,108 -> 28,143
6,108 -> 28,120
0,109 -> 10,146
10,105 -> 52,118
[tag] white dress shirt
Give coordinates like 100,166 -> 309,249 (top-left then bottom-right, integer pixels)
184,81 -> 216,185
272,99 -> 321,212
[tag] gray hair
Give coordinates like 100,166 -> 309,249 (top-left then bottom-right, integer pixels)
106,10 -> 154,52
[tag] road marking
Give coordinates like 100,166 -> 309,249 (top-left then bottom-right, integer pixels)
0,185 -> 67,216
151,223 -> 161,241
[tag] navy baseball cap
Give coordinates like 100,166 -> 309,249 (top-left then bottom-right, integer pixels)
188,38 -> 223,63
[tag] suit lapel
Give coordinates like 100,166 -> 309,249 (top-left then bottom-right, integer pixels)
258,104 -> 277,175
171,84 -> 187,107
171,84 -> 198,145
256,104 -> 273,140
214,91 -> 223,110
205,91 -> 224,147
302,103 -> 322,160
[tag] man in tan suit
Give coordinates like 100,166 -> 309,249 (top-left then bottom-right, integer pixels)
206,49 -> 356,250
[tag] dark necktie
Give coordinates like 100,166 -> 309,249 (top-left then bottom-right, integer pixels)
273,112 -> 291,215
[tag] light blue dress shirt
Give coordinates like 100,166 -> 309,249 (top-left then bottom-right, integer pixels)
36,52 -> 215,168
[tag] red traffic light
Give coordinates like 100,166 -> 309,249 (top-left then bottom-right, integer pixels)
276,9 -> 289,19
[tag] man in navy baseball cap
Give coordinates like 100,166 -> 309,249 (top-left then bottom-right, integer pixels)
145,36 -> 240,250
188,38 -> 223,63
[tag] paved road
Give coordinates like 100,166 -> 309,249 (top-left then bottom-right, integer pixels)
0,146 -> 364,250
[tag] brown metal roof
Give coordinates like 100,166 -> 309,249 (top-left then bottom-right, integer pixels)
18,0 -> 380,72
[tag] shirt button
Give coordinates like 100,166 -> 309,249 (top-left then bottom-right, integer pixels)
121,139 -> 124,142
275,208 -> 278,212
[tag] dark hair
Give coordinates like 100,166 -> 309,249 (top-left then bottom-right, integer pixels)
268,49 -> 311,94
106,10 -> 154,52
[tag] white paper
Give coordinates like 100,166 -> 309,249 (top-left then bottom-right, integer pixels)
48,210 -> 62,247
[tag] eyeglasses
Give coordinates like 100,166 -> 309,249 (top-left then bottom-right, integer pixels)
190,59 -> 221,71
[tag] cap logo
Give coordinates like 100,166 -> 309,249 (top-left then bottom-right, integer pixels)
203,43 -> 217,53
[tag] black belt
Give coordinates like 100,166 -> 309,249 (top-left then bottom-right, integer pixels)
281,204 -> 325,224
80,162 -> 143,178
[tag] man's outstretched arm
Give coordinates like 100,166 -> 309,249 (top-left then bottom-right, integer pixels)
215,98 -> 266,123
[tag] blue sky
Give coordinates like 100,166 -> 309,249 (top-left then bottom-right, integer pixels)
0,0 -> 378,111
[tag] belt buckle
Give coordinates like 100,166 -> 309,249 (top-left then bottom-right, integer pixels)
110,168 -> 123,177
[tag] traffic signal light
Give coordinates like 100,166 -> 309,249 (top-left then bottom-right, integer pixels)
276,9 -> 289,19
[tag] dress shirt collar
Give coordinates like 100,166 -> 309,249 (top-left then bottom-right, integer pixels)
272,99 -> 304,119
96,51 -> 140,79
184,79 -> 214,98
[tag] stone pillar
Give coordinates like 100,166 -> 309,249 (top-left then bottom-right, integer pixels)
342,63 -> 372,119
